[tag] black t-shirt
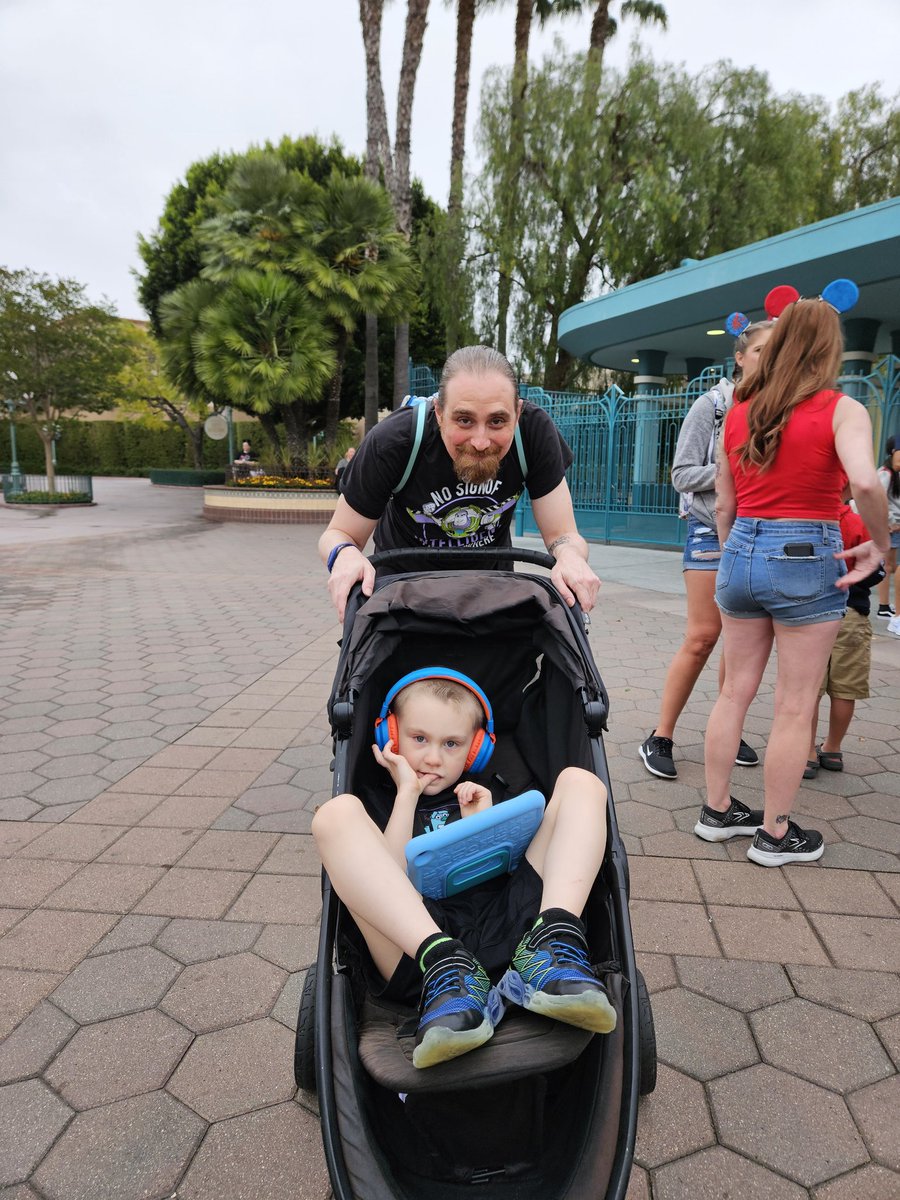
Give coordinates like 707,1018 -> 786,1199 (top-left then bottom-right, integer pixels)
414,786 -> 465,836
342,402 -> 573,555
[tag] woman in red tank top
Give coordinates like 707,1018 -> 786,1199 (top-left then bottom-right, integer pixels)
694,295 -> 890,867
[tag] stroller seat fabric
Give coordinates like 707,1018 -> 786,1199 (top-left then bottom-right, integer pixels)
358,977 -> 624,1094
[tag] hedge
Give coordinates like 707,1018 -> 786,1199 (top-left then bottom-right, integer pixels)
0,420 -> 258,477
149,469 -> 227,486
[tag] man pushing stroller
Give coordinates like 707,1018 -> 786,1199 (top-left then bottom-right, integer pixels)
312,667 -> 617,1070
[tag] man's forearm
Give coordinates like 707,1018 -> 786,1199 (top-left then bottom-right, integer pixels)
546,532 -> 589,561
318,527 -> 364,567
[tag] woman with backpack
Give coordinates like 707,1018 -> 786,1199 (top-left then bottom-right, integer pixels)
639,320 -> 773,781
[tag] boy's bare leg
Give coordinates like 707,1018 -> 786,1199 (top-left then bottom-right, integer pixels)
822,696 -> 855,752
525,767 -> 607,915
501,767 -> 616,1034
312,793 -> 441,982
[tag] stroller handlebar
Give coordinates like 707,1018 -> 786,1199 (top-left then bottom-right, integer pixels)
367,546 -> 558,572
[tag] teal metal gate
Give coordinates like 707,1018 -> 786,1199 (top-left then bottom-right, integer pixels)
409,357 -> 900,549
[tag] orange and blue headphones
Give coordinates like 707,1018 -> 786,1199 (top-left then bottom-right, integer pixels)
374,667 -> 495,773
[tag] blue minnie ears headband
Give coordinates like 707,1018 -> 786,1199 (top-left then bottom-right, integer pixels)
725,278 -> 859,336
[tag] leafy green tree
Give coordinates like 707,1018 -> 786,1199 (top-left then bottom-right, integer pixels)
116,322 -> 210,469
159,270 -> 335,470
136,136 -> 363,335
0,268 -> 131,491
200,155 -> 415,444
825,85 -> 900,210
472,49 -> 900,388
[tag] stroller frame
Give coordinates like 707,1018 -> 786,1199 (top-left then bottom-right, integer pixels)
299,549 -> 656,1200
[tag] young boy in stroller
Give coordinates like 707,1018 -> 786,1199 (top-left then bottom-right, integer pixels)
312,666 -> 617,1071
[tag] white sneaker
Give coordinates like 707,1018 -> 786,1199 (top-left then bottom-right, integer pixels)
888,614 -> 900,637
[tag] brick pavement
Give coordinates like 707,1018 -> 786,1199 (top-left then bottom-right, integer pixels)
0,481 -> 898,1199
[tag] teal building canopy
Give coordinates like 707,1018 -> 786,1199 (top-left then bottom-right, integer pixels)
558,196 -> 900,375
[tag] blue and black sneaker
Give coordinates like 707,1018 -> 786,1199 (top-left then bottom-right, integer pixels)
498,911 -> 616,1034
412,940 -> 502,1069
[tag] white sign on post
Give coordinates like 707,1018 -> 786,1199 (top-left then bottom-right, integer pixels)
204,414 -> 229,441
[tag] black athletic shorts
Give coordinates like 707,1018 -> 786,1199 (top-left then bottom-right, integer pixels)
359,858 -> 543,1009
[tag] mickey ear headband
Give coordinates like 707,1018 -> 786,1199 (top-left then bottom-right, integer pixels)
725,278 -> 858,335
374,667 -> 496,773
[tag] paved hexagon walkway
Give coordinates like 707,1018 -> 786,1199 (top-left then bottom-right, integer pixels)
1,479 -> 898,1198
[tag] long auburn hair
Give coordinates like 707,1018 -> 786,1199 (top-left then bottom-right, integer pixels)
733,299 -> 844,472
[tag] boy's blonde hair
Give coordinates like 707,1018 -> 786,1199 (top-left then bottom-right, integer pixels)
393,678 -> 484,733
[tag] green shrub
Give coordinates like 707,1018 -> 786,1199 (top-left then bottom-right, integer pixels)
149,469 -> 227,486
0,419 -> 260,476
6,490 -> 92,504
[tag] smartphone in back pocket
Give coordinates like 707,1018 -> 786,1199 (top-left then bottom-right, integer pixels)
783,542 -> 815,557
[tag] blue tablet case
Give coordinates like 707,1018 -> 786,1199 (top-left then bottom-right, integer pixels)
405,790 -> 545,899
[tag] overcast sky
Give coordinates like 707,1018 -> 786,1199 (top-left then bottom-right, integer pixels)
1,0 -> 896,318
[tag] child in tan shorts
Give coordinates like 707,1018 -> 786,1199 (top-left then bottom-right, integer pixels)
804,500 -> 884,778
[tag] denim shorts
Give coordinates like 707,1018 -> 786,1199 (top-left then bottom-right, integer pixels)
715,518 -> 848,625
682,516 -> 722,572
891,529 -> 900,551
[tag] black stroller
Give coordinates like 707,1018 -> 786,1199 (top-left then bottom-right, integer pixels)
295,549 -> 656,1200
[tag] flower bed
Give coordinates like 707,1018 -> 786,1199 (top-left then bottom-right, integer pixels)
204,484 -> 339,524
229,475 -> 334,490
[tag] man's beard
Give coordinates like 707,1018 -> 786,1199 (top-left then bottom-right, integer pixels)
453,449 -> 502,485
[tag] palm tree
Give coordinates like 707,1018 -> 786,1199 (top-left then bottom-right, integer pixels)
291,174 -> 416,443
358,0 -> 432,408
588,0 -> 666,62
201,155 -> 416,446
444,0 -> 501,352
192,270 -> 335,470
496,0 -> 582,354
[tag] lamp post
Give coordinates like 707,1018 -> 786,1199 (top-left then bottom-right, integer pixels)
225,407 -> 235,466
42,422 -> 62,468
3,372 -> 24,498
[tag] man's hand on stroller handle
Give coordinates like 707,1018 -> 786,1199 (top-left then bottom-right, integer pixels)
328,545 -> 375,621
549,545 -> 601,613
320,505 -> 378,622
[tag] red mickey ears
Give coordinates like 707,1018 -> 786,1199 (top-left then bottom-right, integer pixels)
765,285 -> 800,319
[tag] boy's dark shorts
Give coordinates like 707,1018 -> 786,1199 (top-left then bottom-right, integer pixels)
360,858 -> 544,1009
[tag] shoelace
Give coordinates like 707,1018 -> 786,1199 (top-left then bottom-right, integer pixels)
648,736 -> 673,753
422,961 -> 483,1008
544,937 -> 592,970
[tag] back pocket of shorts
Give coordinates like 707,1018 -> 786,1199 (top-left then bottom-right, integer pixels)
715,547 -> 737,592
764,554 -> 826,602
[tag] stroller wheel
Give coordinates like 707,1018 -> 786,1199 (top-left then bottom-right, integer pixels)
636,968 -> 657,1096
294,961 -> 318,1093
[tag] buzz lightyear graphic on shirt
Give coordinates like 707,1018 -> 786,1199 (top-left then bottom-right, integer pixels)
406,480 -> 522,547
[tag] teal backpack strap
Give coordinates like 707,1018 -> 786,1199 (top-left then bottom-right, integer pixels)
394,398 -> 428,494
514,424 -> 527,479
